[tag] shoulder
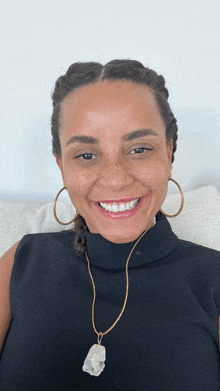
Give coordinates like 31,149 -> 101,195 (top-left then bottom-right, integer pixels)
13,230 -> 79,259
0,240 -> 21,277
177,238 -> 220,258
17,229 -> 77,246
9,230 -> 82,280
174,238 -> 220,275
0,240 -> 21,271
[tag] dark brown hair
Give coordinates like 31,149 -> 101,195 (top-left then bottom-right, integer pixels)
51,59 -> 178,253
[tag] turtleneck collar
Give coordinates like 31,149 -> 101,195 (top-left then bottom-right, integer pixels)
79,211 -> 179,270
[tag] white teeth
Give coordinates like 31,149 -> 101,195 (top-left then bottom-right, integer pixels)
99,198 -> 140,212
129,200 -> 135,208
119,203 -> 126,211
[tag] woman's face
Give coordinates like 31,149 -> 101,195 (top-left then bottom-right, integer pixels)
56,80 -> 173,243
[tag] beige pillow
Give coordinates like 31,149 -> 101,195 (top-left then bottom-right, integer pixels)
0,185 -> 219,257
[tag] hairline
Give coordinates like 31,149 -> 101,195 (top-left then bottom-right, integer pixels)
58,78 -> 166,137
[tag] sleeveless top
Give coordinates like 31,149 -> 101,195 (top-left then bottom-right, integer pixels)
0,211 -> 220,390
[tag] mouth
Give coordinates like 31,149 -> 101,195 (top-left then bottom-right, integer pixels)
94,194 -> 148,219
98,197 -> 141,212
93,194 -> 147,219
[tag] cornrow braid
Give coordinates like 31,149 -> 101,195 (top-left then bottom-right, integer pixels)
51,59 -> 179,253
72,214 -> 87,253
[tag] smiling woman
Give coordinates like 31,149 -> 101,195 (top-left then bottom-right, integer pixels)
55,79 -> 173,244
0,60 -> 220,390
52,61 -> 177,247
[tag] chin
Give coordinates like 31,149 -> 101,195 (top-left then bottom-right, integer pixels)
85,212 -> 153,243
98,226 -> 145,244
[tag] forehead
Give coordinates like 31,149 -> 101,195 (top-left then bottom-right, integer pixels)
59,80 -> 165,136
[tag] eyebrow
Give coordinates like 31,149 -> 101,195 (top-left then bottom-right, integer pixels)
65,129 -> 159,147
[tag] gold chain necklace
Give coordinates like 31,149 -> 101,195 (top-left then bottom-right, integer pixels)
82,228 -> 149,377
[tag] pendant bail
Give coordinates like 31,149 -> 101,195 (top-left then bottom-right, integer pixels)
97,332 -> 103,345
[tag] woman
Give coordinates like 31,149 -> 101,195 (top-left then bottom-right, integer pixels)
0,60 -> 220,390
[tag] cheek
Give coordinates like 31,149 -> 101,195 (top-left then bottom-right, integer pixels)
62,165 -> 94,198
138,161 -> 170,187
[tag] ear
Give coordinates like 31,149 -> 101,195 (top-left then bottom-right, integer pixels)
167,140 -> 173,174
55,155 -> 65,186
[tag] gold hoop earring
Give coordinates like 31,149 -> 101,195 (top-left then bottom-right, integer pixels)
160,178 -> 184,218
53,186 -> 79,225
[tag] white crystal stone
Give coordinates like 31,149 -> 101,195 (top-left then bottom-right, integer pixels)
83,344 -> 106,376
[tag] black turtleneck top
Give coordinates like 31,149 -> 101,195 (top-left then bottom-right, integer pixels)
0,212 -> 220,390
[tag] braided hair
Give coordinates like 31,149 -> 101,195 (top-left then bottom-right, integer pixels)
51,59 -> 178,253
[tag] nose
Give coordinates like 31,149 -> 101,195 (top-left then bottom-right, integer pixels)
98,157 -> 133,190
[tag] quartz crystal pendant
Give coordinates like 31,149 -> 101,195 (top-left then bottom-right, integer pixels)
82,344 -> 106,376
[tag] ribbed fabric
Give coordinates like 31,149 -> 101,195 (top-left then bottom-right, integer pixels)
0,211 -> 220,390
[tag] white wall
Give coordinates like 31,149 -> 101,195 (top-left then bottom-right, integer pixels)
1,0 -> 220,201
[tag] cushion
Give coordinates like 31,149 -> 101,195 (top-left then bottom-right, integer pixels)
0,185 -> 220,257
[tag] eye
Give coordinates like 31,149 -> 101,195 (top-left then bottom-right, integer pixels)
75,153 -> 96,160
130,147 -> 153,154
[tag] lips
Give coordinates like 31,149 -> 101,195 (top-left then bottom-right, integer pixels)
93,194 -> 148,220
99,198 -> 140,212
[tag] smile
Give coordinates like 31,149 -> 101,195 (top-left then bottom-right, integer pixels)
93,194 -> 148,219
98,198 -> 140,212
